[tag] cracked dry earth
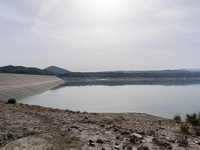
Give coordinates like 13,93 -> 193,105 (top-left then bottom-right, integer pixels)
0,101 -> 200,150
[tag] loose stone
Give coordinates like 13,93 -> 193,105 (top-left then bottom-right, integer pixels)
131,133 -> 143,139
96,139 -> 104,144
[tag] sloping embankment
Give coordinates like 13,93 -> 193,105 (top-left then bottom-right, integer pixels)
0,73 -> 65,101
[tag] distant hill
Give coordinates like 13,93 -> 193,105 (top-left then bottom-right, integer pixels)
0,65 -> 56,75
44,66 -> 70,73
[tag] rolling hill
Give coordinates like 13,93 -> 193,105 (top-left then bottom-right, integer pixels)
44,66 -> 70,73
0,65 -> 56,75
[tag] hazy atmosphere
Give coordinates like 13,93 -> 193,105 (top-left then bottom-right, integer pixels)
1,0 -> 200,72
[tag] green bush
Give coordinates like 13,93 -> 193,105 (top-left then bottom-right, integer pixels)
174,113 -> 182,123
7,99 -> 17,104
186,112 -> 200,135
186,112 -> 200,126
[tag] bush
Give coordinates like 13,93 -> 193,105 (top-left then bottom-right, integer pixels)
174,113 -> 182,123
186,112 -> 200,126
186,112 -> 200,135
7,99 -> 17,104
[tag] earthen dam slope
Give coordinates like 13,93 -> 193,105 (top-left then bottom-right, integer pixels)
0,73 -> 65,101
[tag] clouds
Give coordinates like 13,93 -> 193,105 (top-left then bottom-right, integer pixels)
1,0 -> 200,71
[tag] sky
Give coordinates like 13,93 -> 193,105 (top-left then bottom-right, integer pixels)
1,0 -> 200,72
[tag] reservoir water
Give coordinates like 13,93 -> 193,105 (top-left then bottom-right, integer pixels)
18,81 -> 200,119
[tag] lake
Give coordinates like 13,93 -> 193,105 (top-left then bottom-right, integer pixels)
18,80 -> 200,119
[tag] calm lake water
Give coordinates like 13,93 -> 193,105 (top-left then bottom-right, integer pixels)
18,81 -> 200,119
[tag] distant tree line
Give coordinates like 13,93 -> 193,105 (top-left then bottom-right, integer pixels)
57,71 -> 200,78
0,65 -> 56,75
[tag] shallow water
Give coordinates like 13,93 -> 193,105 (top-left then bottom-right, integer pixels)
18,81 -> 200,119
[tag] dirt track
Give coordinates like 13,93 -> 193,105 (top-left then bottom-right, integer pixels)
0,101 -> 200,150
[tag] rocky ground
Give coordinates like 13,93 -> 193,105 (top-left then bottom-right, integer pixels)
0,101 -> 200,150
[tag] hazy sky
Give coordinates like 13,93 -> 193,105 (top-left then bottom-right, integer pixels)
1,0 -> 200,72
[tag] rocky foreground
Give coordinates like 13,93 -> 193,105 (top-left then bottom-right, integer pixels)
0,101 -> 200,150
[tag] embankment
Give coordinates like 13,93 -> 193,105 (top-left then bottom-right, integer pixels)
0,73 -> 65,101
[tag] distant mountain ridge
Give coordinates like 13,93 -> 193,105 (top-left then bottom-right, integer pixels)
44,66 -> 70,73
1,65 -> 200,78
0,65 -> 56,75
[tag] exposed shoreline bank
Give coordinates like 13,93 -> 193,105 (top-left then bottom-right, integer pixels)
1,101 -> 200,150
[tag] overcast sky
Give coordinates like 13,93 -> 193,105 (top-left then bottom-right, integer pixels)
1,0 -> 200,72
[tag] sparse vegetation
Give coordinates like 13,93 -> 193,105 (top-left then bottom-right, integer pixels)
186,112 -> 200,126
7,98 -> 17,104
174,113 -> 182,123
186,112 -> 200,135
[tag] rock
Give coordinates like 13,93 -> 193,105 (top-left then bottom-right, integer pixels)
129,138 -> 135,143
130,133 -> 143,139
147,130 -> 155,136
120,129 -> 130,135
137,146 -> 149,150
137,131 -> 145,135
178,143 -> 186,147
100,124 -> 105,127
165,137 -> 170,141
116,136 -> 120,139
89,139 -> 95,147
159,127 -> 165,130
114,128 -> 119,132
130,137 -> 138,143
71,125 -> 79,129
115,145 -> 120,149
153,138 -> 172,149
127,146 -> 132,150
78,127 -> 83,132
141,139 -> 146,143
89,143 -> 95,147
96,139 -> 104,144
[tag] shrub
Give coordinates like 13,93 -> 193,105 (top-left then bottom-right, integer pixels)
186,112 -> 200,126
186,112 -> 200,135
174,113 -> 182,124
7,99 -> 17,104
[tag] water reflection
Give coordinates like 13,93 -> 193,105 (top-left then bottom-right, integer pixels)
18,80 -> 200,120
51,79 -> 200,90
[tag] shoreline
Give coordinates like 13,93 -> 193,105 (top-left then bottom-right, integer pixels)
1,101 -> 200,150
59,76 -> 200,82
